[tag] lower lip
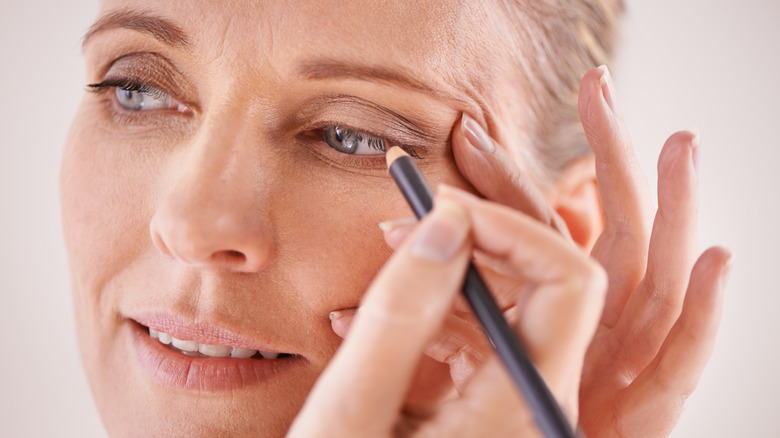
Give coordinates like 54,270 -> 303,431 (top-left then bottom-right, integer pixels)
129,321 -> 307,391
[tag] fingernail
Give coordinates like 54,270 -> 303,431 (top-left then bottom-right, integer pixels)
686,127 -> 701,170
598,65 -> 621,115
329,308 -> 357,338
329,308 -> 357,322
461,114 -> 495,153
721,250 -> 734,289
410,198 -> 470,263
378,215 -> 417,234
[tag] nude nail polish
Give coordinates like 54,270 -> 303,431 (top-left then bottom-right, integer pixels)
461,114 -> 495,153
598,65 -> 621,115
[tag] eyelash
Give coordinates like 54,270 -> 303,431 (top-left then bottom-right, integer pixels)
86,77 -> 424,163
306,123 -> 422,160
87,78 -> 168,100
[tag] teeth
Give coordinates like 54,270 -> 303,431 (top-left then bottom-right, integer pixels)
259,351 -> 279,359
171,337 -> 199,352
158,332 -> 172,345
230,347 -> 256,358
199,343 -> 232,358
147,327 -> 283,359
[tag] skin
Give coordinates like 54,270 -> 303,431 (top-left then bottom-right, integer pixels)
61,0 -> 728,436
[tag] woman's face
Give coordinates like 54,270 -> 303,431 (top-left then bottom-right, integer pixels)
62,0 -> 517,436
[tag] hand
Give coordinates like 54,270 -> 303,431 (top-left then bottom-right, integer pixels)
289,190 -> 607,437
331,66 -> 731,437
575,66 -> 730,437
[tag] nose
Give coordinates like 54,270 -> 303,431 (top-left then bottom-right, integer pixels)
150,118 -> 275,272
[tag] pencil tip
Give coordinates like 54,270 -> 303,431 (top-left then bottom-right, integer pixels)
386,146 -> 409,168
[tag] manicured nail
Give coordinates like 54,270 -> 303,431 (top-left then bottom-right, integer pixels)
410,198 -> 470,263
378,216 -> 417,234
598,65 -> 621,115
461,114 -> 495,153
329,308 -> 357,322
685,127 -> 700,170
721,250 -> 734,289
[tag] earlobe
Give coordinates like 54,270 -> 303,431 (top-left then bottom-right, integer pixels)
549,155 -> 603,251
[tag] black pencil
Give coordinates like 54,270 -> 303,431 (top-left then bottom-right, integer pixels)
386,146 -> 577,438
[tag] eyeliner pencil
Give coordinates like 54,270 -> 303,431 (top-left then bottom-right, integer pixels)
386,146 -> 577,438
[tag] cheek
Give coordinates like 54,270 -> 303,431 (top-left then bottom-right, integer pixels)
60,107 -> 166,427
61,110 -> 160,288
271,169 -> 400,315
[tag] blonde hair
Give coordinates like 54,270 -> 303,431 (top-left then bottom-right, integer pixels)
497,0 -> 624,187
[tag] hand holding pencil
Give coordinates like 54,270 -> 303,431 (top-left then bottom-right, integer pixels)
292,67 -> 726,438
290,151 -> 605,436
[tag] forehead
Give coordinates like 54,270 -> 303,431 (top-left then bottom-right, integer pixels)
95,0 -> 503,98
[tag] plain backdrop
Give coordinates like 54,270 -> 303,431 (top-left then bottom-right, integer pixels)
1,0 -> 778,436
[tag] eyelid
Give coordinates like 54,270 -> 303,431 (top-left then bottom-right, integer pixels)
87,77 -> 192,115
91,51 -> 199,112
294,95 -> 447,149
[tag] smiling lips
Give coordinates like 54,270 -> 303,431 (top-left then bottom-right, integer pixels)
149,327 -> 290,359
131,320 -> 305,391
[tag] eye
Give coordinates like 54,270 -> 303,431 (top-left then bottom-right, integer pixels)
87,78 -> 188,113
115,84 -> 175,111
323,126 -> 386,155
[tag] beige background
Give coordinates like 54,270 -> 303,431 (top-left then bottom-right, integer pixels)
1,0 -> 777,436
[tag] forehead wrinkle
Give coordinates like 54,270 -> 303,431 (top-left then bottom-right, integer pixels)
82,8 -> 190,50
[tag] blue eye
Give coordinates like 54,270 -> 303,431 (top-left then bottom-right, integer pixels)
323,126 -> 386,155
115,84 -> 173,111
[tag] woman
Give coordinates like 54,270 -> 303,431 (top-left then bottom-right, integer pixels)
61,0 -> 729,436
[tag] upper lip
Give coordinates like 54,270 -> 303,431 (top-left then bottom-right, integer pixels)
129,312 -> 290,354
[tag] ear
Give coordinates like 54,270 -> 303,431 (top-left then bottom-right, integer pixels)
548,155 -> 603,251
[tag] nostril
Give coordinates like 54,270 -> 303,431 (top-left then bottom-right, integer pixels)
225,250 -> 244,259
209,250 -> 248,268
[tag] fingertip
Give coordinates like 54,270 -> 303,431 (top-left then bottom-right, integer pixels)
460,113 -> 495,153
409,197 -> 471,264
703,245 -> 733,288
329,308 -> 357,338
688,246 -> 732,307
656,130 -> 699,212
451,113 -> 497,189
436,183 -> 480,203
379,216 -> 417,249
578,67 -> 608,116
578,66 -> 623,156
658,130 -> 699,172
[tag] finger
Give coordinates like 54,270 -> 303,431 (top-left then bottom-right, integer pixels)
379,215 -> 417,250
452,113 -> 571,238
579,66 -> 653,327
604,247 -> 729,437
415,356 -> 541,438
614,130 -> 700,369
329,307 -> 357,339
438,185 -> 606,395
424,313 -> 492,392
379,214 -> 537,315
331,306 -> 496,393
288,199 -> 473,437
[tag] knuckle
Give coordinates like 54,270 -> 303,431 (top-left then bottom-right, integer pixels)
570,257 -> 608,298
640,274 -> 680,310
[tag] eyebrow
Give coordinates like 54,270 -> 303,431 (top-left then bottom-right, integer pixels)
296,59 -> 466,106
82,9 -> 189,50
82,12 -> 464,106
